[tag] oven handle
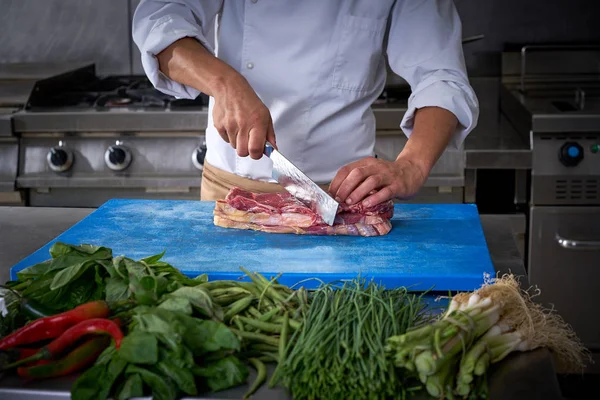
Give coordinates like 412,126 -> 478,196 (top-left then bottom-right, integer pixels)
555,234 -> 600,250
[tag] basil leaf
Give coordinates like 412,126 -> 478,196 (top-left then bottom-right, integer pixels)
119,332 -> 158,365
50,260 -> 93,290
129,274 -> 157,306
156,360 -> 197,395
105,277 -> 130,302
193,356 -> 249,392
16,259 -> 52,279
97,357 -> 128,399
124,258 -> 148,279
71,364 -> 108,400
91,265 -> 106,300
141,250 -> 166,265
125,365 -> 178,400
116,373 -> 144,400
96,344 -> 117,365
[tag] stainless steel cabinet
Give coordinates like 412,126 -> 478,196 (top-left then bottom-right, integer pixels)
528,206 -> 600,353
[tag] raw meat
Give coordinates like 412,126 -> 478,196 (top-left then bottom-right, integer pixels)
213,187 -> 394,236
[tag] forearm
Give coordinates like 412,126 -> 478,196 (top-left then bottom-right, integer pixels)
156,37 -> 241,97
396,106 -> 458,174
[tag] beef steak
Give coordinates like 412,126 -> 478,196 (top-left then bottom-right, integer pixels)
213,187 -> 394,236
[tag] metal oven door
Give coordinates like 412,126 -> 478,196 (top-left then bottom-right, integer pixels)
528,206 -> 600,356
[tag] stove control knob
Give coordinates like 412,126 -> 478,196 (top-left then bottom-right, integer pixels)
105,145 -> 132,171
47,147 -> 73,172
559,142 -> 584,167
192,144 -> 207,170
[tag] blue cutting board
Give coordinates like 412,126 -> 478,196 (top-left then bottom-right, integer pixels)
9,199 -> 494,291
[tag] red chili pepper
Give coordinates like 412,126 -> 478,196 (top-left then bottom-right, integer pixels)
5,318 -> 123,370
0,301 -> 112,350
16,348 -> 41,361
17,336 -> 110,380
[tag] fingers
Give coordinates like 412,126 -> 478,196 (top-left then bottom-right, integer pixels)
236,129 -> 249,157
248,127 -> 265,160
329,161 -> 360,199
362,186 -> 394,208
334,164 -> 379,204
345,175 -> 383,205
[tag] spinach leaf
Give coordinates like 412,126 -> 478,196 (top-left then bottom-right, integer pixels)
158,296 -> 193,315
193,356 -> 249,392
179,316 -> 240,355
105,276 -> 129,302
119,332 -> 158,365
116,373 -> 144,400
111,256 -> 128,280
141,250 -> 166,265
125,365 -> 178,400
156,359 -> 197,395
169,286 -> 223,320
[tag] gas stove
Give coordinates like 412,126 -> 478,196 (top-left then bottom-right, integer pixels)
500,44 -> 600,366
12,63 -> 210,207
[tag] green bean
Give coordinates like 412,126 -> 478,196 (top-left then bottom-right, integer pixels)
246,306 -> 263,319
237,316 -> 283,334
258,307 -> 281,322
224,295 -> 256,321
231,329 -> 279,347
232,315 -> 246,332
210,287 -> 252,296
243,358 -> 267,400
214,292 -> 247,306
200,280 -> 238,290
268,311 -> 289,388
249,343 -> 279,353
272,316 -> 301,330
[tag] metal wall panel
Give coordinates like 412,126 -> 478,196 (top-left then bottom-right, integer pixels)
0,0 -> 131,75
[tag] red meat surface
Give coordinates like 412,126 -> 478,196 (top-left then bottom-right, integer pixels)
213,187 -> 394,237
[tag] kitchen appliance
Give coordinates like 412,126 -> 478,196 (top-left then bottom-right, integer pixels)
9,198 -> 495,292
11,63 -> 209,207
500,44 -> 600,371
264,142 -> 339,225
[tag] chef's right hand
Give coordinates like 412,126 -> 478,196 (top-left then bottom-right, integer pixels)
212,75 -> 276,160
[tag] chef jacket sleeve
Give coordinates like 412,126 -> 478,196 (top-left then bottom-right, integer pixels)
385,0 -> 479,149
132,0 -> 223,99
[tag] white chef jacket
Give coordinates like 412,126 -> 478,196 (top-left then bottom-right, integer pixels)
133,0 -> 479,184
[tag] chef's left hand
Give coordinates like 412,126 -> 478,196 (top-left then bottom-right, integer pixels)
329,156 -> 428,207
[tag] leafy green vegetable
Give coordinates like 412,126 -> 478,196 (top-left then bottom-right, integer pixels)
193,356 -> 249,392
179,316 -> 240,355
140,250 -> 166,265
105,276 -> 129,302
119,332 -> 158,365
158,296 -> 193,314
156,359 -> 197,395
167,285 -> 223,320
116,373 -> 144,400
125,364 -> 178,400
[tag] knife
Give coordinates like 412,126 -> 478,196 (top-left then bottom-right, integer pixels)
264,142 -> 339,226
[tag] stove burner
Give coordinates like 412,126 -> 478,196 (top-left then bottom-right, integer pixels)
25,72 -> 209,112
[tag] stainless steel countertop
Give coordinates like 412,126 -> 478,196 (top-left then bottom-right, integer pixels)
0,206 -> 561,399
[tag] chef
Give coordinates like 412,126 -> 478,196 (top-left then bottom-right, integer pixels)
132,0 -> 478,208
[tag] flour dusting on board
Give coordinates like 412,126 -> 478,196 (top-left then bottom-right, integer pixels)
9,199 -> 495,291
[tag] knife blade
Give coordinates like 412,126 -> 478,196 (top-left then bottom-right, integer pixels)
264,142 -> 339,226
